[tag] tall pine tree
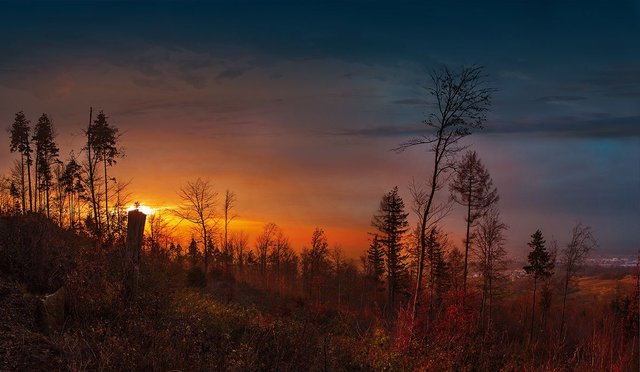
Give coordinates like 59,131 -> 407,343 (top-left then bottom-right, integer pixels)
372,186 -> 409,312
523,229 -> 554,340
33,113 -> 59,218
9,111 -> 32,212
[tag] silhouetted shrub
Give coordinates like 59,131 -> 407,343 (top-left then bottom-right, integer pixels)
0,214 -> 83,293
186,266 -> 206,288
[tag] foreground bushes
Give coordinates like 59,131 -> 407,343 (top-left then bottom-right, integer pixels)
0,215 -> 637,371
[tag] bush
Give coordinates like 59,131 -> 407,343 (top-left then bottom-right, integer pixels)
186,266 -> 206,288
0,214 -> 83,293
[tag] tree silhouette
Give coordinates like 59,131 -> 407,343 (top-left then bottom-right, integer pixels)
450,150 -> 498,299
366,234 -> 385,288
223,190 -> 237,269
255,222 -> 279,277
372,186 -> 410,312
523,229 -> 554,340
90,111 -> 121,237
394,65 -> 493,319
9,111 -> 32,212
188,237 -> 200,267
302,227 -> 330,303
425,227 -> 450,318
559,223 -> 597,335
32,113 -> 59,218
176,178 -> 218,276
473,207 -> 508,329
60,154 -> 84,228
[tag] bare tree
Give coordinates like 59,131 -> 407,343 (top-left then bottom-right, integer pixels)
223,190 -> 237,263
559,223 -> 597,335
395,65 -> 493,319
230,231 -> 249,273
176,178 -> 218,276
255,222 -> 279,277
147,210 -> 174,256
473,207 -> 508,329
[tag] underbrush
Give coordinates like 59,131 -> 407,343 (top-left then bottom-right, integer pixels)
0,215 -> 637,371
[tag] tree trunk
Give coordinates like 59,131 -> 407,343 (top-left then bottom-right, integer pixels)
45,183 -> 50,218
20,155 -> 26,213
530,276 -> 537,341
463,176 -> 472,302
411,136 -> 443,319
34,155 -> 39,213
103,157 -> 109,237
87,108 -> 100,235
202,225 -> 209,279
26,154 -> 32,212
560,270 -> 570,336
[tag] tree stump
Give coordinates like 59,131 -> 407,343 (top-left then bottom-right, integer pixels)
125,209 -> 146,299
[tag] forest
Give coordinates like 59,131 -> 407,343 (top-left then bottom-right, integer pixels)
0,65 -> 638,371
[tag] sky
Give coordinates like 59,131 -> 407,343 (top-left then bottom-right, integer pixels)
0,0 -> 638,259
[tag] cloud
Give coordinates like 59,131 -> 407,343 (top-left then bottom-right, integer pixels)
392,98 -> 428,105
535,95 -> 586,104
487,115 -> 640,138
216,67 -> 247,80
333,115 -> 640,139
331,124 -> 425,137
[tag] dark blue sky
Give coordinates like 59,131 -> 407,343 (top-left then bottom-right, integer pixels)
1,1 -> 638,256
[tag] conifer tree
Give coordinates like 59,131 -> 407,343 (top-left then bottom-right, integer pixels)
372,186 -> 410,311
450,150 -> 498,299
9,111 -> 32,212
60,155 -> 84,228
523,229 -> 554,340
90,111 -> 121,236
367,234 -> 385,287
32,113 -> 59,218
188,237 -> 200,267
425,227 -> 450,317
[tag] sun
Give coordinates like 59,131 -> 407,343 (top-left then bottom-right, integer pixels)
126,203 -> 155,215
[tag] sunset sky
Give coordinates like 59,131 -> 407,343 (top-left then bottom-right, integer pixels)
1,1 -> 638,258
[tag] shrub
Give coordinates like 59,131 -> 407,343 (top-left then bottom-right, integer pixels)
186,266 -> 206,288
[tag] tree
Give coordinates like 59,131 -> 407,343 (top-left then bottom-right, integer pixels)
148,211 -> 173,257
60,154 -> 84,229
84,108 -> 100,233
559,223 -> 597,335
302,227 -> 330,302
255,222 -> 279,277
523,229 -> 554,340
90,111 -> 121,236
394,65 -> 493,319
450,150 -> 498,298
176,178 -> 218,276
425,227 -> 450,318
372,186 -> 410,311
366,234 -> 385,287
222,190 -> 237,267
188,237 -> 200,267
473,207 -> 508,329
32,113 -> 59,218
230,231 -> 249,273
9,111 -> 32,212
